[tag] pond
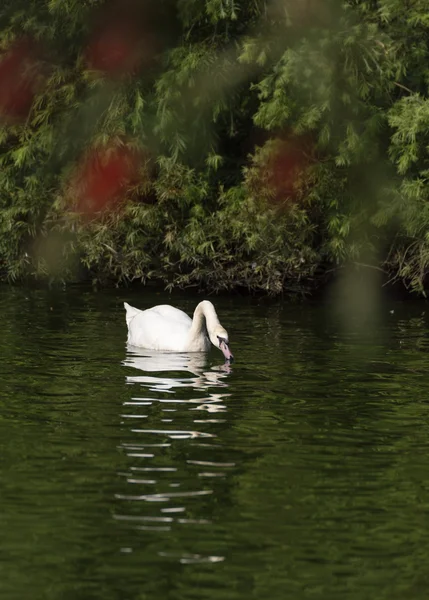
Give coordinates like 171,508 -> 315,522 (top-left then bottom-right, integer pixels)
1,284 -> 429,600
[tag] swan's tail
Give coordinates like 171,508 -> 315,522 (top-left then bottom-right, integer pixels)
124,302 -> 141,327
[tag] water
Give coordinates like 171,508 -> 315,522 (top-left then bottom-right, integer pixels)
1,285 -> 429,600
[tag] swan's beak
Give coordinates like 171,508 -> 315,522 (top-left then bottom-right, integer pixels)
220,340 -> 234,363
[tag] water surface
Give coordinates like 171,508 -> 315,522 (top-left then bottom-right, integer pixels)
1,286 -> 429,599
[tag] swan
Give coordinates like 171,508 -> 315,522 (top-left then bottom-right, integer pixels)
124,300 -> 234,362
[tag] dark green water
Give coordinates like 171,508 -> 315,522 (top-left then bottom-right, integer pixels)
2,285 -> 429,600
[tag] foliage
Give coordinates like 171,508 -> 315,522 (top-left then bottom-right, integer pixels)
1,0 -> 429,294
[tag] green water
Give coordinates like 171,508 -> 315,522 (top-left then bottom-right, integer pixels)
2,285 -> 429,600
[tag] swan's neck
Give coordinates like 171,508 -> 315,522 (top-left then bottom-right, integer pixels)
188,301 -> 220,345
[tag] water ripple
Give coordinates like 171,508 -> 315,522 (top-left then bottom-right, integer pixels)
116,345 -> 232,561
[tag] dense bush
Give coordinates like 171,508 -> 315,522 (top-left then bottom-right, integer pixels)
1,0 -> 429,294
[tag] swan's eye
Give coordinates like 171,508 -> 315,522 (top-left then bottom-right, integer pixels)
217,336 -> 227,347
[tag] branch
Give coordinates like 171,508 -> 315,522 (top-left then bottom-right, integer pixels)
393,82 -> 413,94
352,261 -> 387,273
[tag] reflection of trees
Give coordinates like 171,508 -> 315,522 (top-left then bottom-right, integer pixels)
3,288 -> 429,598
209,303 -> 429,598
1,286 -> 136,599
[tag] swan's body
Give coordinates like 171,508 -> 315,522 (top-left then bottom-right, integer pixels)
124,300 -> 233,361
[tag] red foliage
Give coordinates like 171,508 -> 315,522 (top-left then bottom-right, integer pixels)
0,38 -> 44,121
72,145 -> 141,214
268,135 -> 314,203
85,0 -> 160,77
86,23 -> 144,76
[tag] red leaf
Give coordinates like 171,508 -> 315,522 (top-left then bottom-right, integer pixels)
72,145 -> 141,214
0,38 -> 44,121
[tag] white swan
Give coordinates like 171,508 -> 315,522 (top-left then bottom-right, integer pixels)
124,300 -> 234,361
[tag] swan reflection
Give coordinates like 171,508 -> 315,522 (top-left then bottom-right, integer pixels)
123,345 -> 232,392
116,344 -> 233,563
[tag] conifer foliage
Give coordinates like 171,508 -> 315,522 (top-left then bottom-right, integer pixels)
1,0 -> 429,294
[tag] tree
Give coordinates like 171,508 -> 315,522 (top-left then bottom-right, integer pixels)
1,0 -> 429,294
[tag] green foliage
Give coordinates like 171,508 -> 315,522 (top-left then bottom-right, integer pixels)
2,0 -> 429,294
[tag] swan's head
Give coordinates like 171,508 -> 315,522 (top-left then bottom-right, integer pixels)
209,326 -> 234,363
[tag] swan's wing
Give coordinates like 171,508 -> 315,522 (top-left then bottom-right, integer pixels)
150,304 -> 191,323
125,304 -> 193,351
